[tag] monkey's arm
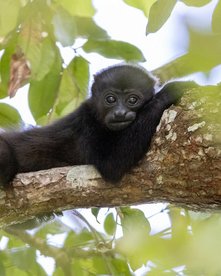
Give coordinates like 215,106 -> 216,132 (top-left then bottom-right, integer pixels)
0,104 -> 88,187
156,81 -> 197,107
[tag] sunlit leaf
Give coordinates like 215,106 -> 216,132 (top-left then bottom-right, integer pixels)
83,39 -> 145,62
116,207 -> 151,270
212,0 -> 221,33
0,103 -> 22,127
187,216 -> 221,273
64,230 -> 93,248
6,234 -> 27,248
55,0 -> 95,17
146,0 -> 177,34
75,17 -> 109,39
169,208 -> 189,240
111,259 -> 131,276
187,31 -> 221,71
104,213 -> 116,236
0,85 -> 7,100
52,8 -> 77,47
123,0 -> 157,17
120,207 -> 151,236
57,99 -> 82,117
0,36 -> 18,99
75,257 -> 110,275
69,261 -> 83,276
152,31 -> 221,80
52,56 -> 89,118
92,257 -> 116,274
182,0 -> 212,7
19,36 -> 55,81
11,247 -> 45,276
10,248 -> 37,272
53,267 -> 64,276
28,48 -> 62,123
0,0 -> 20,37
18,14 -> 56,81
35,220 -> 70,238
0,260 -> 5,276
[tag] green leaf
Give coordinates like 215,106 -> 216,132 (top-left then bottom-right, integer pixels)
153,31 -> 221,80
64,230 -> 93,248
83,39 -> 145,62
52,56 -> 89,118
111,259 -> 131,276
0,103 -> 22,127
91,207 -> 101,222
123,0 -> 157,17
70,56 -> 90,93
0,36 -> 18,99
19,35 -> 56,81
120,207 -> 151,237
92,257 -> 114,274
0,0 -> 21,37
212,0 -> 221,33
0,260 -> 5,276
11,248 -> 35,270
55,0 -> 95,17
104,213 -> 116,236
53,267 -> 65,276
0,85 -> 6,100
0,49 -> 10,98
53,8 -> 77,47
116,207 -> 151,270
7,234 -> 26,248
28,48 -> 62,122
75,17 -> 109,39
10,247 -> 46,275
188,31 -> 221,71
34,218 -> 69,238
182,0 -> 211,7
146,0 -> 177,34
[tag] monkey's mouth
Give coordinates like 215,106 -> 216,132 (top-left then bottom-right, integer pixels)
108,120 -> 133,131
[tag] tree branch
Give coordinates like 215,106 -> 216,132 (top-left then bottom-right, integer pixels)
0,85 -> 220,227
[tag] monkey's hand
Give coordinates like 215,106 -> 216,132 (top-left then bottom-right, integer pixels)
156,81 -> 199,108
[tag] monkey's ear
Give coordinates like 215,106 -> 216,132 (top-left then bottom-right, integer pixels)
92,73 -> 100,84
91,79 -> 99,96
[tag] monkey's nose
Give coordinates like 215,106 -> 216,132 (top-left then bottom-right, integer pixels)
114,109 -> 127,120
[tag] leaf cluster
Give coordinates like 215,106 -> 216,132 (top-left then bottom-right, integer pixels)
1,206 -> 221,275
0,0 -> 145,126
0,0 -> 220,127
124,0 -> 221,81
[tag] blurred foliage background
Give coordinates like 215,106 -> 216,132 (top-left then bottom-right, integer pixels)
0,0 -> 221,275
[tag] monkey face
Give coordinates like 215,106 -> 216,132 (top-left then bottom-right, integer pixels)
91,64 -> 155,131
99,89 -> 146,131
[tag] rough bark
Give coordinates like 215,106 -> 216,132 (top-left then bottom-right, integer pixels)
0,85 -> 220,227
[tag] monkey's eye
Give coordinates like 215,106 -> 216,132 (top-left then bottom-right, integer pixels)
128,96 -> 138,105
106,95 -> 117,104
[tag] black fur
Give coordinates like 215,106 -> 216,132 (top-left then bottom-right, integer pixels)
0,65 -> 195,186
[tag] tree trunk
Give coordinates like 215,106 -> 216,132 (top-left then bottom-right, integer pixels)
0,85 -> 220,227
